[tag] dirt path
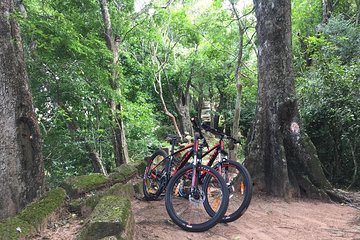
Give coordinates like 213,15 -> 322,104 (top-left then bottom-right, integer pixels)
133,194 -> 360,240
30,194 -> 360,240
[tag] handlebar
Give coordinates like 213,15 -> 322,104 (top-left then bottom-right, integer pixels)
190,117 -> 240,144
202,123 -> 240,143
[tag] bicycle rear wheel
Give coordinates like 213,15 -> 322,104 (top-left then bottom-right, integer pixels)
204,160 -> 252,223
143,149 -> 168,200
165,164 -> 229,232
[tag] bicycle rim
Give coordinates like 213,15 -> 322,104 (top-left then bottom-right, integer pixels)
143,149 -> 168,200
204,160 -> 252,222
165,165 -> 229,232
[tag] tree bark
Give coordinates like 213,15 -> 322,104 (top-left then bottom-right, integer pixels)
193,89 -> 204,122
172,68 -> 194,136
170,49 -> 197,136
346,137 -> 358,190
356,0 -> 360,25
214,86 -> 226,131
0,0 -> 45,219
245,0 -> 333,199
99,0 -> 129,166
87,146 -> 107,175
322,0 -> 333,24
229,1 -> 245,161
155,69 -> 183,140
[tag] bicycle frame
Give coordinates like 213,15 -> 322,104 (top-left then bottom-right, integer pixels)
170,137 -> 227,178
146,133 -> 229,193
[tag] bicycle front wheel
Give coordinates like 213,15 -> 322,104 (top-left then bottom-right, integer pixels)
165,164 -> 229,232
204,160 -> 252,223
143,149 -> 168,200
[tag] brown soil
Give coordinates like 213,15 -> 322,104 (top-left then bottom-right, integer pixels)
133,194 -> 360,240
28,211 -> 82,240
30,194 -> 360,240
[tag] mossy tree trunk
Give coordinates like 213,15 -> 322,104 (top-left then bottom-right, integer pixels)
245,0 -> 333,199
0,0 -> 45,219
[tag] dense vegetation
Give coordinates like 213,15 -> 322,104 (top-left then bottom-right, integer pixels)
18,0 -> 359,189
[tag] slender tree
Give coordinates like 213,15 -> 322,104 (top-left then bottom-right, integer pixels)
0,0 -> 44,219
150,41 -> 183,140
245,0 -> 335,199
99,0 -> 129,166
228,0 -> 246,160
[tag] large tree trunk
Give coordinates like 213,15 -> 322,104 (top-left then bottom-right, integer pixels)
99,0 -> 129,166
245,0 -> 333,199
0,0 -> 45,219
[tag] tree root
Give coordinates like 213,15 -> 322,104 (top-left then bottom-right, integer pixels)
325,189 -> 360,209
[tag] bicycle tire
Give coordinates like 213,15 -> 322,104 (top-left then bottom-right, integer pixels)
143,149 -> 168,200
204,160 -> 252,223
165,164 -> 229,232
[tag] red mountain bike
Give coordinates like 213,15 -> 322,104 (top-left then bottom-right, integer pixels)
143,119 -> 252,225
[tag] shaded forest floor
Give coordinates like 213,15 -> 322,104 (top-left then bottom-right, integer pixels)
133,193 -> 360,240
31,193 -> 360,240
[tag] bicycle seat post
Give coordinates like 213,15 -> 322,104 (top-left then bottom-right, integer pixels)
170,138 -> 176,155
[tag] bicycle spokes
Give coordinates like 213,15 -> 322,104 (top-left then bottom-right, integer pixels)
208,160 -> 252,223
143,149 -> 169,200
165,165 -> 229,232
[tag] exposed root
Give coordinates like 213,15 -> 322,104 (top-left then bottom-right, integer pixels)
325,189 -> 360,209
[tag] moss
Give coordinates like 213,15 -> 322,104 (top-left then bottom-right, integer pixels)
18,188 -> 66,229
0,217 -> 34,240
0,188 -> 65,239
68,198 -> 84,214
65,163 -> 142,193
69,181 -> 135,218
62,173 -> 108,198
107,182 -> 134,198
132,179 -> 144,197
118,209 -> 135,240
91,196 -> 130,223
77,196 -> 132,240
129,161 -> 147,175
109,164 -> 137,183
68,195 -> 101,218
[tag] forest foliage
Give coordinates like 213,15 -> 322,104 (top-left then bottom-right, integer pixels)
17,0 -> 359,189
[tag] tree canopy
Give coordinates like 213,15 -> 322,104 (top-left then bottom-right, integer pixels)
12,0 -> 360,191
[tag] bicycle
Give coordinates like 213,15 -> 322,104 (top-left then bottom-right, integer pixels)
143,134 -> 190,201
197,122 -> 252,223
143,118 -> 252,223
164,131 -> 229,232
